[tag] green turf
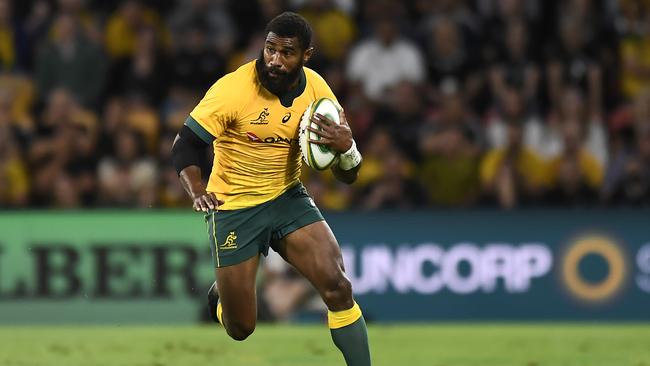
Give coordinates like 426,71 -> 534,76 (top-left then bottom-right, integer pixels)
0,324 -> 649,366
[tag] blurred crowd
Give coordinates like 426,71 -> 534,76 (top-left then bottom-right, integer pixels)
1,0 -> 650,210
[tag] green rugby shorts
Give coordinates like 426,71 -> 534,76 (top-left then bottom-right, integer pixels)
204,183 -> 323,268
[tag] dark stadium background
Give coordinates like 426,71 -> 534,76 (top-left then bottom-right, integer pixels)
0,1 -> 649,365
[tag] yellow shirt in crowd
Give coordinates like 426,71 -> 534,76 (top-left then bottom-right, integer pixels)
480,148 -> 551,188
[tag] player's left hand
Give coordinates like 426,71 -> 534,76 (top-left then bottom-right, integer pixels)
308,109 -> 353,153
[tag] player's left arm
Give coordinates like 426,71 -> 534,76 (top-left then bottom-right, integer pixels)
308,109 -> 362,184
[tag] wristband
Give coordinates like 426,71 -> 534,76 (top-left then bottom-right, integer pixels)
338,140 -> 362,170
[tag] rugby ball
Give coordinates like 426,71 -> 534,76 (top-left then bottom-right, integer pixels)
299,97 -> 341,170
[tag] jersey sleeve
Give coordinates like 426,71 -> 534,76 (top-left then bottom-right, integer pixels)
187,75 -> 238,143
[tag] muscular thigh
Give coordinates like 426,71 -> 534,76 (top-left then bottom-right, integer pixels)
275,220 -> 344,271
274,220 -> 351,310
216,254 -> 259,325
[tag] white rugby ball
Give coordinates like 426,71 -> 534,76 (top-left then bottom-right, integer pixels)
299,97 -> 341,171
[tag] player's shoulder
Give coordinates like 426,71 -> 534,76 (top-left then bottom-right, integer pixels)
303,66 -> 328,87
303,66 -> 337,101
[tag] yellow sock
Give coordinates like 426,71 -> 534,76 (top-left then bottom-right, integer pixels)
216,302 -> 224,324
328,301 -> 362,329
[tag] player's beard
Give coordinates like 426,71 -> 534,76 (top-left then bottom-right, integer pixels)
256,51 -> 302,96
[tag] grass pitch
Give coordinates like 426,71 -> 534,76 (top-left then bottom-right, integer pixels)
0,323 -> 648,366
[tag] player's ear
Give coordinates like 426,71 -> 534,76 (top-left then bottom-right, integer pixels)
303,47 -> 314,64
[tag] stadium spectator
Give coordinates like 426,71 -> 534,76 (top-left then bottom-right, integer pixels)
0,94 -> 29,207
559,0 -> 618,109
418,85 -> 481,206
353,127 -> 395,192
22,1 -> 54,70
545,120 -> 604,206
28,88 -> 97,207
418,125 -> 480,207
542,87 -> 608,166
359,147 -> 427,210
299,0 -> 356,67
485,86 -> 542,152
338,74 -> 374,144
495,87 -> 607,168
97,96 -> 127,154
46,121 -> 98,208
0,86 -> 32,150
302,166 -> 354,211
558,0 -> 612,47
226,31 -> 265,72
0,0 -> 29,72
104,0 -> 170,59
602,123 -> 650,206
168,0 -> 235,57
420,0 -> 480,36
374,81 -> 431,162
122,94 -> 161,155
480,114 -> 549,208
546,16 -> 603,119
170,22 -> 225,93
421,84 -> 483,156
57,0 -> 103,44
97,127 -> 157,207
423,17 -> 482,109
346,16 -> 426,102
0,0 -> 645,209
617,0 -> 650,100
105,26 -> 170,105
35,14 -> 106,106
487,18 -> 540,110
0,142 -> 29,208
480,0 -> 541,66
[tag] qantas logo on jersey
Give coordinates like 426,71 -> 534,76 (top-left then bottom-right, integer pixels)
246,131 -> 298,145
249,108 -> 270,124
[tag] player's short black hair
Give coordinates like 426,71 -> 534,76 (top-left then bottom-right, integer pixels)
265,12 -> 312,51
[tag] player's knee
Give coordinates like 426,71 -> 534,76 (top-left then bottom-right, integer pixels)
226,320 -> 256,341
321,275 -> 353,310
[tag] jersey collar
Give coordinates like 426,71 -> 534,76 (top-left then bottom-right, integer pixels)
278,68 -> 306,108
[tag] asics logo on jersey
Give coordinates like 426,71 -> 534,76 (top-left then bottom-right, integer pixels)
220,231 -> 238,250
249,108 -> 270,124
282,112 -> 291,123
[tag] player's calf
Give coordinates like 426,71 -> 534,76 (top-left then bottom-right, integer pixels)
317,272 -> 372,365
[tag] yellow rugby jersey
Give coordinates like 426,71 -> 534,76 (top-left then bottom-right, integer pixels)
186,60 -> 338,210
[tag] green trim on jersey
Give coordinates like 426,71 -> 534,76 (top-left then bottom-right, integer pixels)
184,116 -> 215,144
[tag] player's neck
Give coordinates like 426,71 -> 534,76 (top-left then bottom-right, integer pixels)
277,68 -> 306,107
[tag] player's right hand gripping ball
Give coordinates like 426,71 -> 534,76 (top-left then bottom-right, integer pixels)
299,97 -> 341,171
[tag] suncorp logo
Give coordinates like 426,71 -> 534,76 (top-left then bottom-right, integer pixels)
344,236 -> 650,303
560,235 -> 628,303
342,243 -> 552,295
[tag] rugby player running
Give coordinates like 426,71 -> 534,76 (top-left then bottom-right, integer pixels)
171,12 -> 370,366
